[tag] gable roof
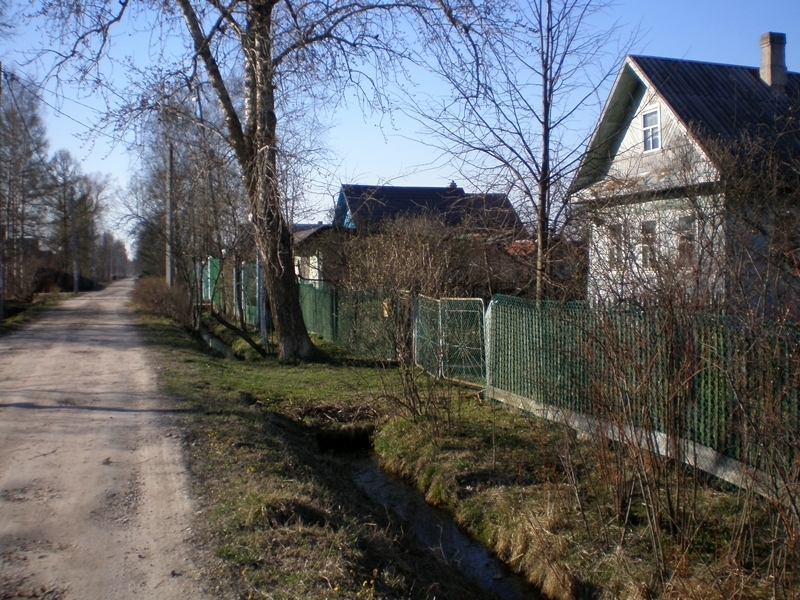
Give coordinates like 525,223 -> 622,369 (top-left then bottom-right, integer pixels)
571,54 -> 800,194
292,224 -> 331,246
334,184 -> 524,231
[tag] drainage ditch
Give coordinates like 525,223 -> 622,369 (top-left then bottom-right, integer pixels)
351,457 -> 539,600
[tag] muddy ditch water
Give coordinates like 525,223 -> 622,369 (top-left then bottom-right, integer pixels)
351,457 -> 539,600
201,332 -> 539,598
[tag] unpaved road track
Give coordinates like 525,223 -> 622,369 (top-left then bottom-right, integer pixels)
0,281 -> 208,599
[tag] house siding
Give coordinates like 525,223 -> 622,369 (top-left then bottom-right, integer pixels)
590,88 -> 714,198
588,195 -> 726,304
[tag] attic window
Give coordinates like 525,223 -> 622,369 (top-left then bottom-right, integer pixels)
643,109 -> 660,151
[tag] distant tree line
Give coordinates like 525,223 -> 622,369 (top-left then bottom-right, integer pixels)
0,69 -> 128,301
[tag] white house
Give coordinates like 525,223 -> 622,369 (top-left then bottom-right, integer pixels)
570,33 -> 800,312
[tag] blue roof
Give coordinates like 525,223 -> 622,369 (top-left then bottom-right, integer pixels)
334,184 -> 524,231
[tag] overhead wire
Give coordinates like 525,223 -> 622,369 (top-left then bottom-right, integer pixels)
4,70 -> 129,145
3,69 -> 57,179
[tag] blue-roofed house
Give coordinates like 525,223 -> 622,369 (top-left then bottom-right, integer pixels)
570,32 -> 800,311
292,183 -> 553,298
333,183 -> 525,233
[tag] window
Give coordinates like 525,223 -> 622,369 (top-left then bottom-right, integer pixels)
677,215 -> 695,262
609,223 -> 626,269
643,109 -> 660,151
640,221 -> 657,269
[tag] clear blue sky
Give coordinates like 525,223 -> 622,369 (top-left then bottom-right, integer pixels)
328,1 -> 800,204
2,1 -> 800,228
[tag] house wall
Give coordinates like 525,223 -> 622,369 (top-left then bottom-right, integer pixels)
294,229 -> 349,285
589,85 -> 716,197
581,75 -> 725,305
588,195 -> 726,305
724,203 -> 800,317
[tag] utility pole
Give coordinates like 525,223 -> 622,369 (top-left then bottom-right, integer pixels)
69,186 -> 79,293
0,226 -> 4,322
90,217 -> 97,289
166,143 -> 174,287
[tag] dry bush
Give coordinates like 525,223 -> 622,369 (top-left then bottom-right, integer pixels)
575,124 -> 800,595
132,276 -> 192,327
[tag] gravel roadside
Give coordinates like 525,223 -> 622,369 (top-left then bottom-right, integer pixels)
0,280 -> 208,599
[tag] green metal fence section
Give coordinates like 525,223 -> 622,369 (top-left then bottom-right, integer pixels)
486,297 -> 589,415
204,256 -> 221,308
414,296 -> 485,384
485,294 -> 800,469
298,280 -> 337,340
298,281 -> 394,359
240,261 -> 259,327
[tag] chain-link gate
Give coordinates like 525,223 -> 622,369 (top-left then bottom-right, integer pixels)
414,296 -> 485,385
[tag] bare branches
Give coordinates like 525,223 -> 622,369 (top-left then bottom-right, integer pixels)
404,0 -> 633,300
44,0 -> 130,77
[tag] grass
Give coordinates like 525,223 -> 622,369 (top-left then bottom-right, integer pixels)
137,307 -> 798,600
372,390 -> 792,600
0,297 -> 62,336
136,312 -> 495,600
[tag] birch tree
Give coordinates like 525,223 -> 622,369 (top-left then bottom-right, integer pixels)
33,0 -> 440,359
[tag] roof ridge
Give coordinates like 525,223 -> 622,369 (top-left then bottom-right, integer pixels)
630,54 -> 800,77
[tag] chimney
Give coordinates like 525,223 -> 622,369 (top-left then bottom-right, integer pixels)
760,32 -> 787,93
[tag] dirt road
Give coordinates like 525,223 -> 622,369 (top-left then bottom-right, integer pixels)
0,281 -> 208,599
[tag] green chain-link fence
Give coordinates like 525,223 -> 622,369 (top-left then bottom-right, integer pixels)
298,283 -> 800,473
414,295 -> 485,385
240,261 -> 259,326
298,280 -> 337,341
485,294 -> 800,471
204,256 -> 221,308
298,281 -> 394,360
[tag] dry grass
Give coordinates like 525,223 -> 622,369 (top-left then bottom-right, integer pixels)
131,277 -> 192,327
374,391 -> 798,600
137,312 -> 496,600
138,308 -> 798,599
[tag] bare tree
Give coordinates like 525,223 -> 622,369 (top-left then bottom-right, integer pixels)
32,0 -> 454,359
405,0 -> 631,300
0,71 -> 50,298
42,150 -> 107,289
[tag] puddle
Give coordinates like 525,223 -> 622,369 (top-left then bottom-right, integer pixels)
352,458 -> 538,600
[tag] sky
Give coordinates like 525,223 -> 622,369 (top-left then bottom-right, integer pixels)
2,1 -> 800,236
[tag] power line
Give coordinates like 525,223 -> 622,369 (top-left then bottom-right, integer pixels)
4,71 -> 128,145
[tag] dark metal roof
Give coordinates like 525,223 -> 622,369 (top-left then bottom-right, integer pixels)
570,54 -> 800,194
631,55 -> 800,145
336,184 -> 524,231
292,224 -> 331,246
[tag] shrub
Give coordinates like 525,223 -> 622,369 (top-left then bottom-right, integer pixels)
132,276 -> 192,327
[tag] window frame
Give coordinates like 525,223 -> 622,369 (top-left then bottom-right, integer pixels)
642,106 -> 661,153
676,214 -> 696,263
640,220 -> 657,270
608,222 -> 628,270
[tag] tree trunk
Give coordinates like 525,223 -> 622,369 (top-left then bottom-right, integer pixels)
256,226 -> 315,359
177,0 -> 315,360
536,0 -> 553,303
247,1 -> 315,360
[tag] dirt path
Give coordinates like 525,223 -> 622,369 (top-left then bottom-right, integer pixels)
0,280 -> 208,599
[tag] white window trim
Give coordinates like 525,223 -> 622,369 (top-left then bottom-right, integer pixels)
607,222 -> 629,272
642,105 -> 662,154
639,220 -> 657,271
